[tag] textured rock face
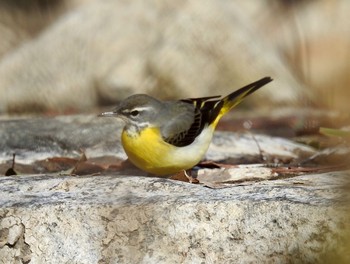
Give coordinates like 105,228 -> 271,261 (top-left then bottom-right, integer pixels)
0,114 -> 315,166
0,114 -> 349,263
1,172 -> 349,263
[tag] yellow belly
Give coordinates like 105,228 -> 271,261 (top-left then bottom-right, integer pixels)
121,126 -> 213,175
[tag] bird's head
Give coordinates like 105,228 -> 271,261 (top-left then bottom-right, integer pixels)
99,94 -> 162,129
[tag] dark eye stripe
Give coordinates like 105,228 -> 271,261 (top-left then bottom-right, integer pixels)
130,110 -> 139,116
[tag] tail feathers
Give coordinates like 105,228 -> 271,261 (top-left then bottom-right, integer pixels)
221,76 -> 273,114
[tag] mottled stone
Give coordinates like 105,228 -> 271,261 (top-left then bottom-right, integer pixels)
0,172 -> 349,263
0,112 -> 349,263
0,115 -> 314,165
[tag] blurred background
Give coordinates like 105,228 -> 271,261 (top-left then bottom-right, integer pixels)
0,0 -> 349,114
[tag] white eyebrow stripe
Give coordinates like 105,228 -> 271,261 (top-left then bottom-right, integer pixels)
123,106 -> 153,113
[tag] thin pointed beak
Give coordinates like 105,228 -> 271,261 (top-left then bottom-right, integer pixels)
98,111 -> 117,117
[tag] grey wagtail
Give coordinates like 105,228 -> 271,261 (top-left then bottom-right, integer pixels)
100,77 -> 272,175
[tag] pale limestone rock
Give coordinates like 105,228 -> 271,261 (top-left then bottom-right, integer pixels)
0,172 -> 349,263
0,114 -> 349,263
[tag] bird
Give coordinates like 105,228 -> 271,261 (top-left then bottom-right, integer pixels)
100,77 -> 273,176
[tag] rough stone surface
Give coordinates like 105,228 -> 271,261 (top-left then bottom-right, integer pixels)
0,172 -> 349,263
0,114 -> 314,165
0,115 -> 125,163
0,115 -> 349,263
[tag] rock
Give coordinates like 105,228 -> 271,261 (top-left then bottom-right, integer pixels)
0,114 -> 314,166
0,115 -> 125,163
0,172 -> 349,263
0,114 -> 349,263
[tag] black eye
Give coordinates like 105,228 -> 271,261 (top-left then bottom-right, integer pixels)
130,110 -> 139,117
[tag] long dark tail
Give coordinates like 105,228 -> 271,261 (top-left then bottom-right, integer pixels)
221,76 -> 273,113
209,76 -> 273,127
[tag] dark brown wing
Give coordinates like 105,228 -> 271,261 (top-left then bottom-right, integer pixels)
163,96 -> 223,147
163,77 -> 273,147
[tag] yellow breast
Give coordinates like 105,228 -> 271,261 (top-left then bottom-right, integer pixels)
121,126 -> 214,175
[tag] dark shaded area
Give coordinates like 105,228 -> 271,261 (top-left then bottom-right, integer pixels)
0,0 -> 62,11
0,116 -> 120,155
0,110 -> 348,180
